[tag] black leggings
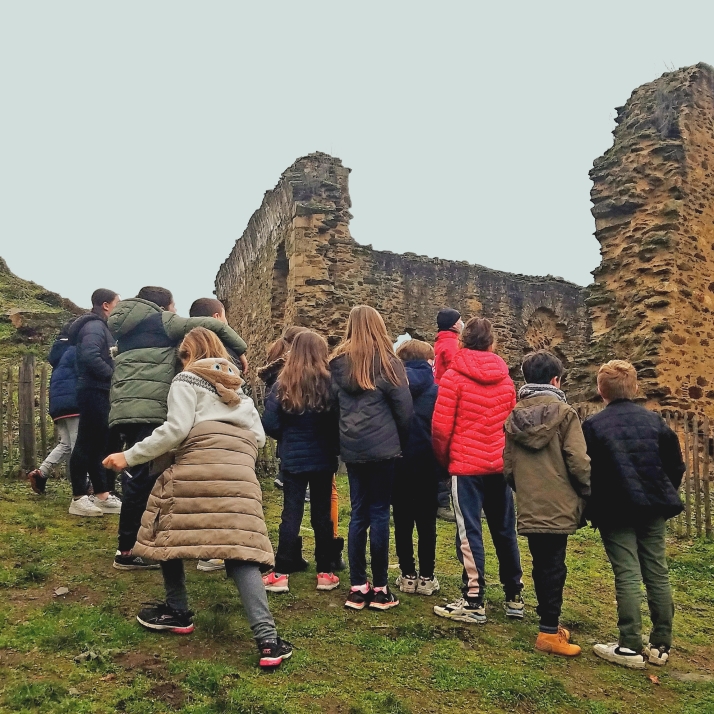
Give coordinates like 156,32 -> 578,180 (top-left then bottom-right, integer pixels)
69,388 -> 110,497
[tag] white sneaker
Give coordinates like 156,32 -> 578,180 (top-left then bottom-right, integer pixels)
416,575 -> 440,596
434,597 -> 486,624
68,495 -> 103,517
593,643 -> 646,669
395,574 -> 418,593
93,494 -> 122,514
197,559 -> 226,572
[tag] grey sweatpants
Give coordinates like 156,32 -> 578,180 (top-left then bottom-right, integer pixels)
160,559 -> 277,642
40,417 -> 79,476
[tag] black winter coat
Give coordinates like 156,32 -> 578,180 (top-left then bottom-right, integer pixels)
582,400 -> 684,528
330,354 -> 413,464
68,313 -> 115,391
48,338 -> 79,419
402,360 -> 439,467
262,386 -> 339,474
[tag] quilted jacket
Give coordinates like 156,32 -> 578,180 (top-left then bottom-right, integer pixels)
433,330 -> 460,385
261,384 -> 340,474
330,353 -> 413,463
48,339 -> 79,419
582,399 -> 684,528
432,348 -> 516,476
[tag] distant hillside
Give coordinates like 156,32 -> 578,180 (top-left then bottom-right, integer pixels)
0,257 -> 84,361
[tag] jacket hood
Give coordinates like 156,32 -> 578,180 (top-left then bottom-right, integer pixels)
505,394 -> 571,450
451,349 -> 511,386
405,360 -> 435,398
67,313 -> 104,345
108,298 -> 161,338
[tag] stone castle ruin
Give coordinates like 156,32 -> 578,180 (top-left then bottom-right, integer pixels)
216,63 -> 714,413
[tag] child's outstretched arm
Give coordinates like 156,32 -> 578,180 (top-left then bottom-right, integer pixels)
103,381 -> 197,471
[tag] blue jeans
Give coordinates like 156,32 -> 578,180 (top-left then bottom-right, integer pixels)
346,459 -> 396,587
451,473 -> 523,602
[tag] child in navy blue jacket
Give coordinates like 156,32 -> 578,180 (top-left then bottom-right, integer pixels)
392,339 -> 442,596
261,330 -> 340,594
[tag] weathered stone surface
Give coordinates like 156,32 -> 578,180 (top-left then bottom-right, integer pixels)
568,63 -> 714,412
215,153 -> 591,380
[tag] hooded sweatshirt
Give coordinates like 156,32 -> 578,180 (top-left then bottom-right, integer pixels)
432,349 -> 516,475
330,353 -> 413,464
503,390 -> 591,535
107,298 -> 247,428
402,359 -> 439,463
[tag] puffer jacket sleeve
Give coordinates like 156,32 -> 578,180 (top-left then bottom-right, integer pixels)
163,314 -> 248,355
48,339 -> 69,368
659,420 -> 685,489
561,409 -> 591,497
384,361 -> 414,450
78,322 -> 113,382
124,380 -> 197,466
432,369 -> 459,468
261,385 -> 283,440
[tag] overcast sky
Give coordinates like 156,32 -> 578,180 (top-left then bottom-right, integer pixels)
2,2 -> 713,313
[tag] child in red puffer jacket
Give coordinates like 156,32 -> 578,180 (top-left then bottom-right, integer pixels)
432,317 -> 523,625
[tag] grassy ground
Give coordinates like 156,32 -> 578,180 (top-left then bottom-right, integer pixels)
1,476 -> 713,714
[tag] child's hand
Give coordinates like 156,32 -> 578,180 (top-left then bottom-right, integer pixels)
103,453 -> 128,471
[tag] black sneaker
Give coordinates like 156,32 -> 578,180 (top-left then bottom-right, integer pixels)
274,476 -> 284,489
345,585 -> 374,610
113,552 -> 160,571
369,587 -> 400,610
28,469 -> 48,495
258,637 -> 293,668
136,602 -> 194,634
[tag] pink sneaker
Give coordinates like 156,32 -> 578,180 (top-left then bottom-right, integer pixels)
316,572 -> 340,591
263,572 -> 289,593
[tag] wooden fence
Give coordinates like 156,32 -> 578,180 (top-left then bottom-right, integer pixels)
1,357 -> 711,538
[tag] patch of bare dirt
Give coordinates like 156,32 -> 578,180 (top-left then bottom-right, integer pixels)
146,681 -> 185,709
114,652 -> 167,678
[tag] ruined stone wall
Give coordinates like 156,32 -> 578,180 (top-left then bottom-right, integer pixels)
215,153 -> 590,377
569,63 -> 714,412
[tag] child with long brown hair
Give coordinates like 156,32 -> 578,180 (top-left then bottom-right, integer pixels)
103,327 -> 292,669
261,330 -> 341,593
330,305 -> 413,611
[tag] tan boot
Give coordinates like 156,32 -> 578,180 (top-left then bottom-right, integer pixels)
535,627 -> 581,657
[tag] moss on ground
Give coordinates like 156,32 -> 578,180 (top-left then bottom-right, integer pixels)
0,477 -> 713,713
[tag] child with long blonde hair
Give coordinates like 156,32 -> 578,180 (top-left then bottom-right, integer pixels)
104,327 -> 292,669
330,306 -> 413,610
261,330 -> 341,593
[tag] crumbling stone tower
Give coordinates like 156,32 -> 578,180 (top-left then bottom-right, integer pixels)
215,154 -> 591,376
569,63 -> 714,412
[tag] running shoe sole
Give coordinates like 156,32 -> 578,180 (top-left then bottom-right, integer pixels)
433,607 -> 486,624
368,600 -> 400,610
316,582 -> 340,591
264,585 -> 290,593
113,561 -> 160,571
68,505 -> 102,517
259,650 -> 293,668
197,562 -> 226,572
592,645 -> 646,669
344,599 -> 368,610
136,615 -> 194,634
505,607 -> 525,619
96,505 -> 122,514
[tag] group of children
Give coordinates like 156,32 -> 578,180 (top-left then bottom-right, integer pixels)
34,294 -> 686,671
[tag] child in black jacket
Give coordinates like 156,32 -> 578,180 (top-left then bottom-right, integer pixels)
583,360 -> 684,670
262,331 -> 341,594
392,339 -> 442,596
